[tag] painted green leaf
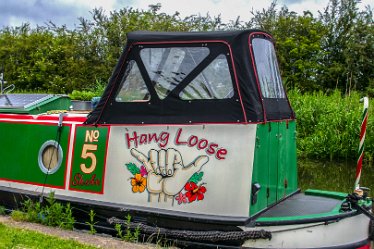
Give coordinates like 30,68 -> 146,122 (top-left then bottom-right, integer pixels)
189,172 -> 204,184
126,163 -> 140,175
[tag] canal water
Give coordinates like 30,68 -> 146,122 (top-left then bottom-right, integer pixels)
298,159 -> 374,194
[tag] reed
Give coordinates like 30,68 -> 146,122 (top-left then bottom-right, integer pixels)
288,89 -> 373,162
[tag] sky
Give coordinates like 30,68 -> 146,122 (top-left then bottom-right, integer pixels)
0,0 -> 373,29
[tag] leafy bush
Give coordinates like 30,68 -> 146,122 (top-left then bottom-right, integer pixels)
69,90 -> 97,101
41,192 -> 75,229
69,80 -> 105,100
11,192 -> 75,230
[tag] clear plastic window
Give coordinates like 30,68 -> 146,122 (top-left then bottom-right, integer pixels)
252,38 -> 285,98
180,54 -> 234,100
115,60 -> 150,102
140,47 -> 210,99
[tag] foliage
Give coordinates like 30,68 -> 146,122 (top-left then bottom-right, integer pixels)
247,0 -> 373,93
115,223 -> 124,239
69,90 -> 97,101
0,6 -> 220,94
12,192 -> 75,230
318,0 -> 374,93
0,1 -> 371,95
115,214 -> 140,242
10,210 -> 27,221
68,79 -> 105,100
0,206 -> 6,215
0,222 -> 97,249
85,210 -> 98,235
289,89 -> 373,161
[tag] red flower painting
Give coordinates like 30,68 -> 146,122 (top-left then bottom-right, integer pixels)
184,182 -> 206,202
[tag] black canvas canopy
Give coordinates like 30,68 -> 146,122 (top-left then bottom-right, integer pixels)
86,30 -> 294,125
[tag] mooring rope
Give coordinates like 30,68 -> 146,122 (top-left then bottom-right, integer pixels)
39,113 -> 65,202
345,193 -> 374,220
107,217 -> 272,242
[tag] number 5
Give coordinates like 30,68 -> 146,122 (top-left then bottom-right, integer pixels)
80,144 -> 98,174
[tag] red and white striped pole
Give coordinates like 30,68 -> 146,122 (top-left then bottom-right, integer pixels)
354,97 -> 369,191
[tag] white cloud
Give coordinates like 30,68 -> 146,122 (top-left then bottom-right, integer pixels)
129,0 -> 275,22
125,0 -> 373,23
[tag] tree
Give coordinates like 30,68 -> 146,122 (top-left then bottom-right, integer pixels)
319,0 -> 374,94
248,3 -> 327,91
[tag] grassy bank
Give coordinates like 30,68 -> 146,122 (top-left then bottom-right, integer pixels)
0,221 -> 97,249
288,90 -> 373,162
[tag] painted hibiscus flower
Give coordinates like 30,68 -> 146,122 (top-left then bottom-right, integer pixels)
184,182 -> 206,203
131,173 -> 147,193
175,192 -> 188,204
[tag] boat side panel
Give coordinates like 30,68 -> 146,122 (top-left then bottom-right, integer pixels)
0,121 -> 71,188
103,124 -> 256,217
68,125 -> 110,194
250,123 -> 270,215
0,120 -> 257,218
250,120 -> 298,216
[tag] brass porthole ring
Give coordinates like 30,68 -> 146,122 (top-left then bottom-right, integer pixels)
38,140 -> 63,174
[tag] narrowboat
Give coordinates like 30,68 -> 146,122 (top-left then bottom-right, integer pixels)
0,30 -> 372,248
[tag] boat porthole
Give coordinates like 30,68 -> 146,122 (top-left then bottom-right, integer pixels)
38,140 -> 63,174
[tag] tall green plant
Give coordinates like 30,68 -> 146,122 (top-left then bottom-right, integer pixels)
289,89 -> 373,161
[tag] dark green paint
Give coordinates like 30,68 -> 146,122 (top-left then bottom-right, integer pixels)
250,121 -> 298,216
0,122 -> 70,187
251,124 -> 270,215
305,189 -> 347,200
268,122 -> 279,204
69,126 -> 108,193
279,121 -> 298,197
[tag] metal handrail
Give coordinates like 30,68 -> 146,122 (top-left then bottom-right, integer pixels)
3,84 -> 15,94
0,72 -> 15,94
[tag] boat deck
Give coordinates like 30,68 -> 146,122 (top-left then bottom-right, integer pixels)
260,193 -> 342,218
255,190 -> 351,225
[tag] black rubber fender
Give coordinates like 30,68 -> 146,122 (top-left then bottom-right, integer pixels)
369,219 -> 374,240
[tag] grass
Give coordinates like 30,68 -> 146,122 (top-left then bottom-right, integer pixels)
0,222 -> 98,249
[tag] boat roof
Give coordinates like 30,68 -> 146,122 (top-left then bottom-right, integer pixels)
86,29 -> 294,125
126,30 -> 265,43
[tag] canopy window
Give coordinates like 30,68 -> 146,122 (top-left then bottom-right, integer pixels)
115,60 -> 150,102
180,54 -> 234,100
140,47 -> 210,100
252,38 -> 286,99
250,34 -> 293,121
